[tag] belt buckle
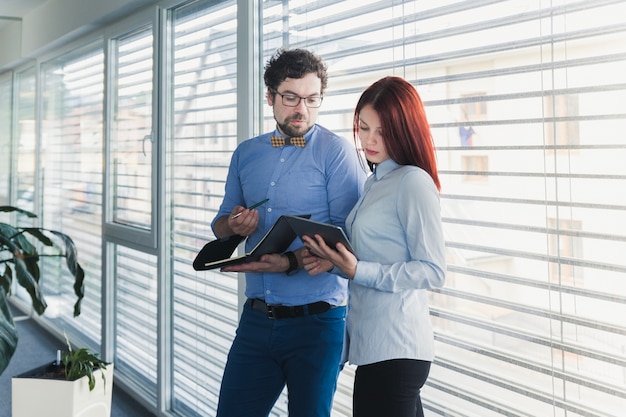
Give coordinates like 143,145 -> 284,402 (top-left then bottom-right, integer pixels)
266,305 -> 275,319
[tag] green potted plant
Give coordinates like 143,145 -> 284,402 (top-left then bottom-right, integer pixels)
1,205 -> 113,415
0,205 -> 86,376
60,339 -> 110,392
12,333 -> 113,417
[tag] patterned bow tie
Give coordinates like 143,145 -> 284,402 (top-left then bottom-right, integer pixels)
271,135 -> 306,148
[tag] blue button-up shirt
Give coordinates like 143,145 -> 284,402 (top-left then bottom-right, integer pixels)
345,159 -> 446,365
212,124 -> 366,306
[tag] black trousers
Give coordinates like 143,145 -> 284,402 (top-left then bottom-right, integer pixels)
353,359 -> 431,417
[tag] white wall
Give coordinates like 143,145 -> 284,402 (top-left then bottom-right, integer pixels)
0,22 -> 22,68
0,0 -> 158,70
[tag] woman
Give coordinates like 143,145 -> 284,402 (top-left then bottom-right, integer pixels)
302,76 -> 446,417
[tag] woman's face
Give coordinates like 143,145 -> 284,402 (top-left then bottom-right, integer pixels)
357,104 -> 389,165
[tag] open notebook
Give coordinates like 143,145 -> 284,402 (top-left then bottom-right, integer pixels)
193,214 -> 310,270
193,214 -> 353,271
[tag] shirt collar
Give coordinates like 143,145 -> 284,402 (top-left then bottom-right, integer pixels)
373,159 -> 400,180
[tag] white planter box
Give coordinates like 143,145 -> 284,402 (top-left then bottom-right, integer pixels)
12,363 -> 114,417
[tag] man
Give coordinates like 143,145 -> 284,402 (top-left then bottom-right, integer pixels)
211,48 -> 366,416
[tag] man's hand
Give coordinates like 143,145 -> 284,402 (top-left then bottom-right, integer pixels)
302,248 -> 335,275
213,205 -> 259,237
221,253 -> 289,273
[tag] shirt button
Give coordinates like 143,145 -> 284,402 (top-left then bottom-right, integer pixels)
267,208 -> 272,213
265,290 -> 271,295
280,158 -> 285,162
271,181 -> 275,186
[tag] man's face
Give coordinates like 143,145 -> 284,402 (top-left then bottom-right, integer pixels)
268,72 -> 322,137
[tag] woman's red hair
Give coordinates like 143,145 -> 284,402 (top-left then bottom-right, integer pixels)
353,76 -> 440,191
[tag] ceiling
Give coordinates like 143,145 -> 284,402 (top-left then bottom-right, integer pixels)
0,0 -> 48,30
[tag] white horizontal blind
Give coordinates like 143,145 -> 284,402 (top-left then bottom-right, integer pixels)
39,44 -> 105,347
168,1 -> 239,415
0,74 -> 10,205
13,67 -> 36,223
4,1 -> 624,416
109,26 -> 155,231
262,1 -> 626,416
113,244 -> 159,400
6,66 -> 40,309
107,25 -> 160,400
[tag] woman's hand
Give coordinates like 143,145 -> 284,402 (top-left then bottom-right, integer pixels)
302,234 -> 357,279
301,247 -> 335,275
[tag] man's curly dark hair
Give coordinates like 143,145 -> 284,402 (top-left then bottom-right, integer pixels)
263,48 -> 328,96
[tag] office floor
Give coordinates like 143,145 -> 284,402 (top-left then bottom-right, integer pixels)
0,305 -> 154,417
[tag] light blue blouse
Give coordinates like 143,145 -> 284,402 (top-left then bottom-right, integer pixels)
345,159 -> 446,366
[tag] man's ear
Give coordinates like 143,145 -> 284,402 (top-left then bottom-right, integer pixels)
266,89 -> 274,106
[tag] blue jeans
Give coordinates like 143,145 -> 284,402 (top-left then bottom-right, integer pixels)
216,300 -> 346,417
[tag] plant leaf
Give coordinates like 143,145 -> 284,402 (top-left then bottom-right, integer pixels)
1,206 -> 86,377
0,206 -> 37,218
0,264 -> 12,295
62,346 -> 108,391
0,286 -> 18,376
0,225 -> 47,315
12,231 -> 37,256
1,223 -> 40,283
23,228 -> 54,247
0,222 -> 19,238
14,257 -> 47,315
50,231 -> 85,317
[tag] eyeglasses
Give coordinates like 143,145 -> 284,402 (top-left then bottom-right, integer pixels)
274,91 -> 323,108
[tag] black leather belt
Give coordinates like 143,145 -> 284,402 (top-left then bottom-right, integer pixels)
248,298 -> 332,319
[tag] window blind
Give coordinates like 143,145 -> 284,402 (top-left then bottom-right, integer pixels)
14,66 -> 36,222
109,26 -> 155,231
3,1 -> 624,416
168,1 -> 239,414
39,44 -> 105,347
113,244 -> 159,401
0,73 -> 11,204
107,24 -> 160,400
261,1 -> 626,416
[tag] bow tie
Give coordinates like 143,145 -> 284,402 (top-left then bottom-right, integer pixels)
271,135 -> 306,148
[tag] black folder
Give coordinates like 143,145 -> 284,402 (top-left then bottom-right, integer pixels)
283,215 -> 354,254
193,214 -> 310,270
193,214 -> 353,271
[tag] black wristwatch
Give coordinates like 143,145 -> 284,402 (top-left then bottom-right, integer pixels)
284,251 -> 298,275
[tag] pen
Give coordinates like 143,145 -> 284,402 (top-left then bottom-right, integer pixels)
231,198 -> 270,219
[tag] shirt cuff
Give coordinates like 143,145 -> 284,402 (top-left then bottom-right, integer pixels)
352,261 -> 378,285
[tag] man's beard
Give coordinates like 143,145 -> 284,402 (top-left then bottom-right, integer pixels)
276,115 -> 310,137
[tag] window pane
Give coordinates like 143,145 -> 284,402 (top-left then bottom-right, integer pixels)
169,1 -> 238,414
40,44 -> 105,346
14,67 -> 36,216
262,1 -> 626,416
0,73 -> 11,205
109,26 -> 154,230
4,1 -> 624,416
114,243 -> 158,401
